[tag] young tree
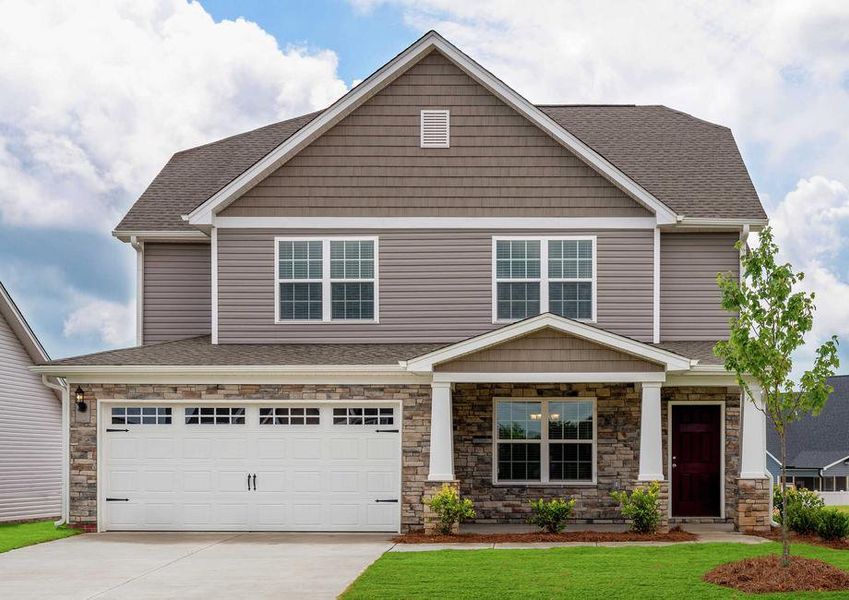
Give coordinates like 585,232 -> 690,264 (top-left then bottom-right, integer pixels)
714,226 -> 839,565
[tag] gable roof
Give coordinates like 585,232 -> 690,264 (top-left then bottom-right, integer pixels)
115,32 -> 765,236
0,281 -> 49,365
766,375 -> 849,469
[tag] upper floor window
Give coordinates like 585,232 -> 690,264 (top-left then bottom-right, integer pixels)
493,237 -> 595,323
275,237 -> 378,323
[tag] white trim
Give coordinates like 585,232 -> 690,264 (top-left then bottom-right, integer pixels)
273,236 -> 379,324
113,230 -> 209,243
132,238 -> 144,346
668,400 -> 726,520
185,31 -> 678,226
405,313 -> 692,373
211,228 -> 218,343
420,109 -> 450,148
433,371 -> 666,383
637,381 -> 664,481
42,376 -> 69,526
214,216 -> 658,229
491,236 -> 597,325
821,454 -> 849,472
766,449 -> 782,466
652,227 -> 660,343
0,280 -> 50,363
672,217 -> 768,231
492,397 -> 597,486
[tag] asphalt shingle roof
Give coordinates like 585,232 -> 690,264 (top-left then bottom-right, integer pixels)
766,375 -> 849,468
116,104 -> 765,232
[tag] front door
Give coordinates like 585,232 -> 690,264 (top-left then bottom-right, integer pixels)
671,404 -> 721,517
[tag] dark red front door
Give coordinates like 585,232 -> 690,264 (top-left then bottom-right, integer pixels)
671,405 -> 721,517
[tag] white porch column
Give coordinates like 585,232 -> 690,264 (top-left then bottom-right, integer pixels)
428,382 -> 455,481
638,382 -> 664,481
740,386 -> 768,479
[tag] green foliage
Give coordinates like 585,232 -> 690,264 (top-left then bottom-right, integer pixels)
773,485 -> 824,516
610,481 -> 661,534
818,508 -> 849,541
425,484 -> 475,535
786,502 -> 822,535
713,226 -> 839,561
528,498 -> 576,533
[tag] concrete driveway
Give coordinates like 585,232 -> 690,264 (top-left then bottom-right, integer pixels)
0,532 -> 394,599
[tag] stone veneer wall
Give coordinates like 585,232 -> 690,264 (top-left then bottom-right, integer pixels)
453,383 -> 743,526
69,383 -> 432,531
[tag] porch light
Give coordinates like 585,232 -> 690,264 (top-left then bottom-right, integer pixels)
74,386 -> 87,412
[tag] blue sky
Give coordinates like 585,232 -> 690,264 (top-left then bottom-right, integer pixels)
1,0 -> 848,376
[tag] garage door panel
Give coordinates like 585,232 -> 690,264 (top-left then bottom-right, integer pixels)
102,403 -> 401,532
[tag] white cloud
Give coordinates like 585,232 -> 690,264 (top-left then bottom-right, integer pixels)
63,296 -> 136,346
0,0 -> 348,231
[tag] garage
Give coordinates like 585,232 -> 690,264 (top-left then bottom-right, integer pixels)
99,402 -> 401,532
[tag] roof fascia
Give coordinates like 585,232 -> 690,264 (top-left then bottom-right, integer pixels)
186,31 -> 677,226
403,313 -> 692,373
113,230 -> 209,243
0,281 -> 50,364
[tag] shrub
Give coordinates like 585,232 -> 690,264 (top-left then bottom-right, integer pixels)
528,498 -> 576,533
786,502 -> 822,535
818,509 -> 849,541
774,485 -> 824,517
610,481 -> 661,534
425,484 -> 475,535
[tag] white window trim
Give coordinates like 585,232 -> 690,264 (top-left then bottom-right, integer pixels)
492,397 -> 598,486
491,236 -> 597,324
273,236 -> 379,324
420,109 -> 450,148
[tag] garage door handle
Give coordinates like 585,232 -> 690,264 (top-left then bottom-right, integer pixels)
252,474 -> 257,491
247,473 -> 252,491
106,428 -> 129,432
375,429 -> 399,433
106,497 -> 129,502
375,499 -> 399,503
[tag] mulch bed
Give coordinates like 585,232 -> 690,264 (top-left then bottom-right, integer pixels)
394,528 -> 697,544
704,555 -> 849,593
760,527 -> 849,551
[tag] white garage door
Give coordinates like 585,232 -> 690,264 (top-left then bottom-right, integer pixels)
100,403 -> 401,532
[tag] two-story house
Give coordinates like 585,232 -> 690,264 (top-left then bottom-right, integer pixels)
35,32 -> 771,534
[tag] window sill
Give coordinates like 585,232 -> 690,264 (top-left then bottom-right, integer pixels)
274,320 -> 380,325
492,481 -> 597,488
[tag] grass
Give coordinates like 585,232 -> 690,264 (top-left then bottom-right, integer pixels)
342,542 -> 849,599
0,520 -> 78,554
831,506 -> 849,515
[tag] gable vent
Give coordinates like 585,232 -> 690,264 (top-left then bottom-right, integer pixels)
420,109 -> 450,148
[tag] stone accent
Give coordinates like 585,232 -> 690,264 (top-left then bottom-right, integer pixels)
422,480 -> 461,534
656,479 -> 670,532
736,477 -> 771,533
68,383 -> 432,531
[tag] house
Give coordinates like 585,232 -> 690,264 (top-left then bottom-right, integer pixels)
33,31 -> 772,534
0,281 -> 62,522
767,375 -> 849,500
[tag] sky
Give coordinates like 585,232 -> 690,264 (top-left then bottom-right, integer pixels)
1,0 -> 848,376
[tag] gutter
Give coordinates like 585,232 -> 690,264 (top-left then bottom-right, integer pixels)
41,375 -> 69,527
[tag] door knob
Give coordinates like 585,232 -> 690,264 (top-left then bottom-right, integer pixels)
672,463 -> 677,468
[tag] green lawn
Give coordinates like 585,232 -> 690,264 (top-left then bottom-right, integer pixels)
343,542 -> 849,599
831,506 -> 849,515
0,520 -> 78,554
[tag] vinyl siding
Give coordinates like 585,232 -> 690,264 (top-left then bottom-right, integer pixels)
660,232 -> 739,341
220,51 -> 650,219
143,243 -> 211,344
217,228 -> 653,344
0,311 -> 61,522
434,328 -> 663,373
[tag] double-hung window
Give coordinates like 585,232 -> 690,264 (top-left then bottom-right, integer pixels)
275,237 -> 378,322
493,237 -> 595,322
494,398 -> 596,484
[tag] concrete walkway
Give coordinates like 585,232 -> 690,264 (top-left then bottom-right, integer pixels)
0,532 -> 395,600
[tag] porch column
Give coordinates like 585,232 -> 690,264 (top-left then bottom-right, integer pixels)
740,386 -> 767,479
428,382 -> 454,481
638,382 -> 664,481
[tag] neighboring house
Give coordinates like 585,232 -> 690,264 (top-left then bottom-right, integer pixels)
34,31 -> 772,534
767,375 -> 849,499
0,281 -> 62,522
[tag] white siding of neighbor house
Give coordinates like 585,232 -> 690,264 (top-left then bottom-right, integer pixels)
0,311 -> 61,521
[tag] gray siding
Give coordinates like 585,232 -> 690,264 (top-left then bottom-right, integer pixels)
217,228 -> 653,344
660,232 -> 739,341
0,311 -> 61,521
221,51 -> 649,219
435,328 -> 662,373
143,243 -> 211,344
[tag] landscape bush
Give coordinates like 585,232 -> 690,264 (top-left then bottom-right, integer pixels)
425,484 -> 475,535
611,481 -> 661,534
528,498 -> 576,533
817,508 -> 849,541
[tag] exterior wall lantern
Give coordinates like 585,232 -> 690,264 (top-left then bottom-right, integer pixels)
74,386 -> 87,412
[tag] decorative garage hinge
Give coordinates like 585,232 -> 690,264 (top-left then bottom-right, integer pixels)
375,429 -> 399,433
106,428 -> 129,432
374,499 -> 399,503
105,498 -> 129,502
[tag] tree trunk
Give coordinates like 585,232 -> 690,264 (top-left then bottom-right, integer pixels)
780,433 -> 790,566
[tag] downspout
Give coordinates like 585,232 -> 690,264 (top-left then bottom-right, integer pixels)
131,236 -> 144,346
42,375 -> 69,527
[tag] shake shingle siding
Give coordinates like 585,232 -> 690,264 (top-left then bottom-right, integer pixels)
220,52 -> 648,219
143,243 -> 211,344
217,228 -> 653,344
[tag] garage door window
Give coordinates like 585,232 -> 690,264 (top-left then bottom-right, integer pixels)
333,407 -> 394,425
111,407 -> 172,425
185,407 -> 246,425
259,407 -> 320,425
